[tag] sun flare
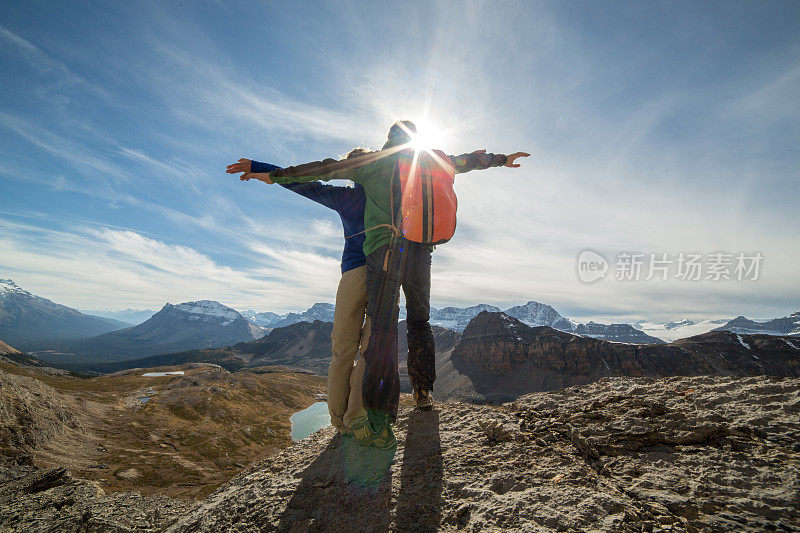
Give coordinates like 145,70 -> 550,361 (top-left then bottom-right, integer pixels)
407,119 -> 447,153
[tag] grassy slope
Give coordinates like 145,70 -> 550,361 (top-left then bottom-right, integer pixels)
0,340 -> 21,354
0,361 -> 325,499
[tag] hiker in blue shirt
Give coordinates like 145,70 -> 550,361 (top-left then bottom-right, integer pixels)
226,149 -> 371,435
228,139 -> 522,450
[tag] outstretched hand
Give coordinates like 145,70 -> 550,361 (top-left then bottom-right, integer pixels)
225,158 -> 274,184
505,152 -> 531,168
226,158 -> 251,178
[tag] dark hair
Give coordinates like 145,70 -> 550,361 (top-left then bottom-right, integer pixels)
346,147 -> 368,159
387,120 -> 416,143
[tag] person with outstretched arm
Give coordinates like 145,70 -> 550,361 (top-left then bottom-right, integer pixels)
225,149 -> 372,436
235,121 -> 529,449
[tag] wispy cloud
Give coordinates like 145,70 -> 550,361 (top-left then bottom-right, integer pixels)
118,147 -> 206,193
0,25 -> 114,103
0,219 -> 340,311
0,112 -> 130,185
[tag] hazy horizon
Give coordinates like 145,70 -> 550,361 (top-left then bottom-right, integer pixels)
71,291 -> 800,327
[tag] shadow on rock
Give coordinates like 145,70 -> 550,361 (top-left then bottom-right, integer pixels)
395,410 -> 444,532
277,434 -> 395,532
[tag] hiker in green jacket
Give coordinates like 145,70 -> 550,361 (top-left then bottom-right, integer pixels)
259,121 -> 529,448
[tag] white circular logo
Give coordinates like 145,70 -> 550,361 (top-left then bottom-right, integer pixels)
576,249 -> 608,283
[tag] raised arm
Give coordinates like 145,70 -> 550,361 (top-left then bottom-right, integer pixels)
226,157 -> 348,185
225,159 -> 344,210
269,158 -> 340,180
269,165 -> 354,186
447,150 -> 530,174
253,160 -> 346,210
269,149 -> 382,183
226,158 -> 275,184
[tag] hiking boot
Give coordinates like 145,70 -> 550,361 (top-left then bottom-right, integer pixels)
413,389 -> 434,411
350,416 -> 396,450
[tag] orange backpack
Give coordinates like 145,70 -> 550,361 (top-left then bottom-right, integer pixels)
391,149 -> 458,245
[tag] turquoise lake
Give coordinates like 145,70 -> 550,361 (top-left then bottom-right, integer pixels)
290,402 -> 331,442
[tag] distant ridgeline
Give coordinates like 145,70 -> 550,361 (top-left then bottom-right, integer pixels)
447,312 -> 800,402
0,279 -> 128,349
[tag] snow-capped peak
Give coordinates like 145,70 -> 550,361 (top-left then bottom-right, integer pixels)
431,304 -> 502,321
505,300 -> 573,330
306,303 -> 335,315
665,319 -> 695,329
0,279 -> 32,297
506,301 -> 558,321
174,300 -> 241,325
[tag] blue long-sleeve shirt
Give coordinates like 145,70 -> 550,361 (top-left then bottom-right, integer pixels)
251,160 -> 366,274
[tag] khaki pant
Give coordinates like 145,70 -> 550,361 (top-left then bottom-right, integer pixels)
328,265 -> 369,431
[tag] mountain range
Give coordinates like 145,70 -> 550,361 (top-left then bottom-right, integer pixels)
1,279 -> 669,353
244,303 -> 336,329
28,306 -> 800,410
248,302 -> 800,345
443,311 -> 800,402
428,301 -> 573,332
712,311 -> 800,336
136,300 -> 744,344
34,300 -> 266,365
242,310 -> 284,327
430,300 -> 664,343
4,279 -> 799,367
245,301 -> 611,340
0,279 -> 127,349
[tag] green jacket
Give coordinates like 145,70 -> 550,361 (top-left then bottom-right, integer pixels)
270,140 -> 508,257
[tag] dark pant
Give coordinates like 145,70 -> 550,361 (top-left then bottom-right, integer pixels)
362,240 -> 435,420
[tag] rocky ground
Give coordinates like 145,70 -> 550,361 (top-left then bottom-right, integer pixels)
0,465 -> 195,532
164,375 -> 800,532
0,369 -> 89,465
2,375 -> 798,532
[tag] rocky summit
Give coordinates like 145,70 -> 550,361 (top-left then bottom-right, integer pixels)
2,375 -> 798,532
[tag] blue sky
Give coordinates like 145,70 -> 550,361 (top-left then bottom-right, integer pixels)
1,0 -> 798,322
